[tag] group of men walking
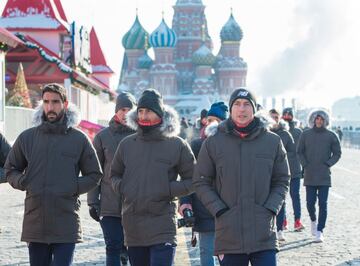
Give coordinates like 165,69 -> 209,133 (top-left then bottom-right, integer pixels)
2,83 -> 341,266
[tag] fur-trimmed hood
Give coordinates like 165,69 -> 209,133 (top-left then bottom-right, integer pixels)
32,102 -> 81,128
308,109 -> 330,128
126,105 -> 180,138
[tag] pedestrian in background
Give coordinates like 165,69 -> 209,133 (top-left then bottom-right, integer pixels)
87,92 -> 136,265
194,88 -> 290,266
111,89 -> 195,266
179,101 -> 228,266
0,132 -> 11,184
282,107 -> 305,231
297,109 -> 341,242
5,83 -> 102,266
269,109 -> 297,241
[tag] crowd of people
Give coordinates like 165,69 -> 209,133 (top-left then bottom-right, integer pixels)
1,83 -> 342,266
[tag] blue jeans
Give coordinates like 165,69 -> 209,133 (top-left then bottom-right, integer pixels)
306,186 -> 329,232
100,216 -> 127,266
218,250 -> 277,266
28,242 -> 75,266
199,231 -> 216,266
289,178 -> 302,220
276,202 -> 286,231
128,243 -> 176,266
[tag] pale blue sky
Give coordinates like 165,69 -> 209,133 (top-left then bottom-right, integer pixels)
1,0 -> 360,108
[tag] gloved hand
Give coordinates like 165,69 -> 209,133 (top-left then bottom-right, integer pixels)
89,206 -> 100,222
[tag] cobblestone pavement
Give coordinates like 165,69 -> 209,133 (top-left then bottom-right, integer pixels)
1,148 -> 360,265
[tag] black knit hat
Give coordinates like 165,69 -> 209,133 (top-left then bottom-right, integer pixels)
42,83 -> 67,102
115,92 -> 136,113
137,89 -> 164,118
282,107 -> 294,117
229,88 -> 257,113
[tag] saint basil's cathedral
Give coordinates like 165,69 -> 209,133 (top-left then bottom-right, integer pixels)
118,0 -> 247,118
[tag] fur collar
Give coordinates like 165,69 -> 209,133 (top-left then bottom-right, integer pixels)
308,109 -> 330,128
126,105 -> 180,138
206,111 -> 270,137
32,102 -> 81,128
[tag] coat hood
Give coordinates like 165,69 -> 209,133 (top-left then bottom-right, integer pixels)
32,102 -> 81,128
126,105 -> 180,138
308,109 -> 330,128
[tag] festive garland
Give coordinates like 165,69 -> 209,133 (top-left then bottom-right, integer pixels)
0,42 -> 9,52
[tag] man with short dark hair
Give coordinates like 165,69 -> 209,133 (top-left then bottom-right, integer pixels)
5,83 -> 102,266
297,109 -> 341,242
111,88 -> 195,266
194,88 -> 290,266
88,92 -> 136,266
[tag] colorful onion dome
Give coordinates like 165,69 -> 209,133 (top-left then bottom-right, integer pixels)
149,19 -> 177,48
138,51 -> 153,69
122,16 -> 149,49
220,14 -> 243,42
192,44 -> 216,66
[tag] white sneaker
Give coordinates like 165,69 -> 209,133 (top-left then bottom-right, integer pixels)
314,231 -> 324,243
277,230 -> 286,241
311,221 -> 317,236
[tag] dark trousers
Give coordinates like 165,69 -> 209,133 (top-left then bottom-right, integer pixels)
306,185 -> 330,232
218,250 -> 277,266
28,242 -> 75,266
100,216 -> 127,266
128,243 -> 176,266
289,178 -> 302,220
276,202 -> 286,231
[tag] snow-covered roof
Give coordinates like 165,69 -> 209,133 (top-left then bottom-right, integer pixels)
0,0 -> 69,31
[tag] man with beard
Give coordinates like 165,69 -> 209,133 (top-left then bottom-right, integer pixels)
111,88 -> 195,266
5,83 -> 102,266
87,92 -> 136,266
193,88 -> 290,266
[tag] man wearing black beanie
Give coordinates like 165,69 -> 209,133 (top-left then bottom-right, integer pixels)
88,91 -> 136,265
193,88 -> 290,266
111,88 -> 195,266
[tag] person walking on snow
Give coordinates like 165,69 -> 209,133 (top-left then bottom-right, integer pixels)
179,101 -> 229,266
282,107 -> 305,231
111,88 -> 195,266
5,83 -> 102,266
87,92 -> 136,266
193,88 -> 290,266
297,109 -> 341,242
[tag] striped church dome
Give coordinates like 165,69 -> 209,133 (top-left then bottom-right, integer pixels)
122,16 -> 149,49
149,19 -> 177,48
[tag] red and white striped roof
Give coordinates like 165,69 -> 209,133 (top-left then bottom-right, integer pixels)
90,27 -> 113,74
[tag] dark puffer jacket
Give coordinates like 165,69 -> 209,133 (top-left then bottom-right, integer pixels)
87,117 -> 135,217
0,133 -> 11,183
297,109 -> 341,186
111,106 -> 195,247
5,104 -> 102,243
193,118 -> 290,255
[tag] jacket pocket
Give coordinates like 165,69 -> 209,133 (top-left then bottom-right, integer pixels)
54,196 -> 80,236
147,200 -> 172,216
254,204 -> 275,242
23,194 -> 42,236
215,206 -> 239,247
